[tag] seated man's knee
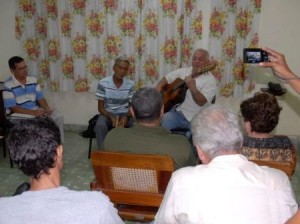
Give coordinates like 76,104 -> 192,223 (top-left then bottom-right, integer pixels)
161,112 -> 178,130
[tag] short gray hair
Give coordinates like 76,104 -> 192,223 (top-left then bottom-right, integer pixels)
193,48 -> 209,59
191,105 -> 243,158
132,87 -> 162,122
114,55 -> 130,66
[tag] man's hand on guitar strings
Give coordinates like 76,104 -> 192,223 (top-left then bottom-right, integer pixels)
184,75 -> 197,91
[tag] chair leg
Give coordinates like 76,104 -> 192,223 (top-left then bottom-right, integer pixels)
9,157 -> 14,168
88,137 -> 93,159
2,136 -> 5,158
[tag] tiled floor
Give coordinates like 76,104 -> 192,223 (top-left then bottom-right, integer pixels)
0,131 -> 299,219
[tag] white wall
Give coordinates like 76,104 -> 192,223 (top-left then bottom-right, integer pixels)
1,0 -> 300,134
256,0 -> 300,135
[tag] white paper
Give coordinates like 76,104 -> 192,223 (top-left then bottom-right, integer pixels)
9,113 -> 35,119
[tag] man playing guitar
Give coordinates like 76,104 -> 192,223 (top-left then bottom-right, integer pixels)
156,48 -> 217,137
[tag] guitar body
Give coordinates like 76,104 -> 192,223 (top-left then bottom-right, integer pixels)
161,63 -> 216,113
162,78 -> 187,112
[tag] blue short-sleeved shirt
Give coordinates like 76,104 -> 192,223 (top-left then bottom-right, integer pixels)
95,76 -> 135,114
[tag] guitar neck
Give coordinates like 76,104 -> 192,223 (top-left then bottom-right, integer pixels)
191,63 -> 215,79
164,63 -> 216,93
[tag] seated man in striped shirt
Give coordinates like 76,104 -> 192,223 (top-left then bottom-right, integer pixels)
2,56 -> 64,142
94,56 -> 135,149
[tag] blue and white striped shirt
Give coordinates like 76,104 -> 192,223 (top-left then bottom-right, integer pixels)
3,75 -> 44,113
95,76 -> 135,114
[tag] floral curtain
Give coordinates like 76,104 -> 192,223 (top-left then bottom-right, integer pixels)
15,0 -> 261,97
208,0 -> 261,97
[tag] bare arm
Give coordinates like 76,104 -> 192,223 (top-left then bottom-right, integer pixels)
37,98 -> 50,110
10,106 -> 48,117
285,210 -> 300,224
260,47 -> 300,94
97,100 -> 117,127
185,76 -> 207,106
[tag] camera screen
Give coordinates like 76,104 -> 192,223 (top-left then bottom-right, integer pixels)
243,48 -> 269,64
245,51 -> 262,63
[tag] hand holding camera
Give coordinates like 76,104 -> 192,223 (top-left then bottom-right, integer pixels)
244,47 -> 300,94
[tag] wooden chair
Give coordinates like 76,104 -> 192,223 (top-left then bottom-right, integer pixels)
90,151 -> 174,222
250,159 -> 295,178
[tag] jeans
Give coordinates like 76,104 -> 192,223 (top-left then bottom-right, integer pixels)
161,109 -> 191,138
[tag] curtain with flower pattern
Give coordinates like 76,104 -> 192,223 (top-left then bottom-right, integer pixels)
15,0 -> 261,97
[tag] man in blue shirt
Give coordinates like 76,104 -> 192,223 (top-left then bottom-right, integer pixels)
2,56 -> 64,142
94,56 -> 135,149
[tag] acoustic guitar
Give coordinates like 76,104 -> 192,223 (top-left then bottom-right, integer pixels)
162,63 -> 216,112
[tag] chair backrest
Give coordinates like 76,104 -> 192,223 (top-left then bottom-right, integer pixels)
90,151 -> 174,221
250,159 -> 295,178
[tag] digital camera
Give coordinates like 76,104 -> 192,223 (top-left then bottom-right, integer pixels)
243,48 -> 269,64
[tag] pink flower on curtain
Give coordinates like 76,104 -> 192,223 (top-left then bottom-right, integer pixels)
104,35 -> 121,59
103,0 -> 118,14
161,0 -> 177,18
23,38 -> 40,60
233,59 -> 245,84
37,78 -> 45,89
161,38 -> 177,64
137,79 -> 145,89
210,58 -> 224,82
192,11 -> 203,39
143,56 -> 159,81
220,82 -> 234,97
71,0 -> 86,15
50,80 -> 60,91
87,11 -> 104,37
15,16 -> 24,40
135,35 -> 145,58
181,36 -> 193,64
75,77 -> 89,92
48,39 -> 60,62
209,8 -> 226,38
62,55 -> 74,78
61,12 -> 72,37
247,80 -> 256,93
19,0 -> 36,18
185,0 -> 195,15
177,14 -> 184,37
222,36 -> 236,60
36,17 -> 47,39
225,0 -> 237,12
118,11 -> 136,37
235,9 -> 252,39
127,56 -> 136,78
136,0 -> 145,10
251,0 -> 261,13
46,0 -> 58,19
249,33 -> 259,48
87,55 -> 107,79
143,11 -> 158,38
40,59 -> 50,78
72,34 -> 87,59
